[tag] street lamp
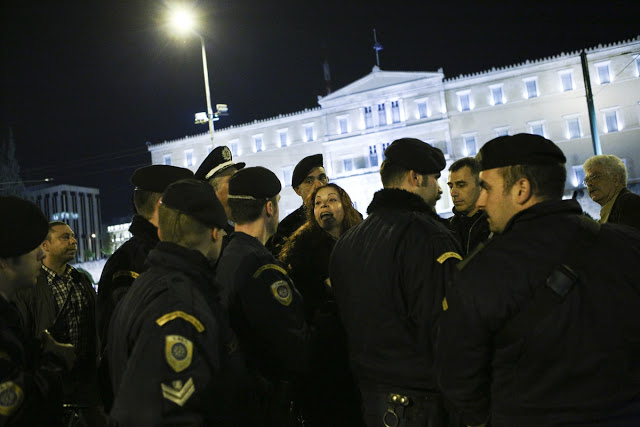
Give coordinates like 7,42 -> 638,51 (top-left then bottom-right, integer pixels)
168,5 -> 224,145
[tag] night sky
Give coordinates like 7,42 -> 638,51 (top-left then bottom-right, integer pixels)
2,1 -> 638,224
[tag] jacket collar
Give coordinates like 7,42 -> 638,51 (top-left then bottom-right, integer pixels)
367,188 -> 436,218
129,214 -> 160,244
503,199 -> 583,233
147,241 -> 215,284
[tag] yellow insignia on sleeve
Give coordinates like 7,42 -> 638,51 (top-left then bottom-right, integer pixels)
165,335 -> 194,373
113,270 -> 139,281
253,263 -> 288,278
442,297 -> 449,311
156,311 -> 205,333
437,251 -> 463,264
161,377 -> 195,407
0,381 -> 24,416
270,280 -> 293,306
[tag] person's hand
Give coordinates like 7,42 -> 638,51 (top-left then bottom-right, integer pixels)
41,330 -> 76,371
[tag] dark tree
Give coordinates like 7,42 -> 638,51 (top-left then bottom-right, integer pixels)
0,127 -> 26,197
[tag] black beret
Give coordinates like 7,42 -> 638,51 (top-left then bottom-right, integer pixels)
477,133 -> 567,171
131,165 -> 194,193
0,196 -> 49,258
161,179 -> 228,229
228,167 -> 281,200
292,154 -> 324,188
195,146 -> 245,181
384,138 -> 446,174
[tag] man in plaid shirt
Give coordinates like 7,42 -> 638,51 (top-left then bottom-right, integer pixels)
15,221 -> 102,424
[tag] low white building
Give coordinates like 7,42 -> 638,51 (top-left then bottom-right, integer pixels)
148,37 -> 640,218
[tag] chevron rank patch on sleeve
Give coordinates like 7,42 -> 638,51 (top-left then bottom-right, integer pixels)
161,377 -> 195,407
165,335 -> 193,373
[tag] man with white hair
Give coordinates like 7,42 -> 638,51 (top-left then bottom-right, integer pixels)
583,154 -> 640,230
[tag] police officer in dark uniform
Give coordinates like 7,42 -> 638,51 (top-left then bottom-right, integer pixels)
107,179 -> 249,425
330,138 -> 462,427
437,134 -> 640,426
216,167 -> 312,426
96,165 -> 192,410
0,196 -> 76,426
195,145 -> 246,238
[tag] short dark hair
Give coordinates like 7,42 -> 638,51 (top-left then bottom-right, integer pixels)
133,189 -> 162,219
46,221 -> 70,241
380,159 -> 410,188
449,157 -> 481,177
501,163 -> 567,200
158,204 -> 211,248
228,196 -> 276,225
208,167 -> 236,192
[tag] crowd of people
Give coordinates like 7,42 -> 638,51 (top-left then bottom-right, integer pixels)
1,133 -> 640,426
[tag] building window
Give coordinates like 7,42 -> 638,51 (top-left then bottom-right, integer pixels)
282,166 -> 293,187
391,101 -> 401,123
304,124 -> 314,142
253,135 -> 264,152
368,145 -> 378,167
378,103 -> 387,125
529,121 -> 545,137
343,158 -> 354,172
364,106 -> 373,129
338,117 -> 349,134
457,91 -> 471,111
229,140 -> 239,157
524,78 -> 538,99
184,149 -> 194,167
572,165 -> 586,187
462,134 -> 477,157
278,129 -> 288,147
494,126 -> 509,137
381,142 -> 391,160
163,154 -> 172,165
417,100 -> 429,118
566,117 -> 581,139
490,85 -> 504,105
604,110 -> 619,133
636,57 -> 640,77
560,70 -> 574,91
596,62 -> 611,84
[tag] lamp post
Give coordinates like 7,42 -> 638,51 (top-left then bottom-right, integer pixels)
169,6 -> 220,145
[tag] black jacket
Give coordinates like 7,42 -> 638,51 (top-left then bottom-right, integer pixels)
330,189 -> 461,391
14,267 -> 98,406
448,208 -> 491,256
97,214 -> 159,349
266,205 -> 307,257
608,187 -> 640,230
108,242 -> 249,425
437,200 -> 640,426
0,296 -> 66,426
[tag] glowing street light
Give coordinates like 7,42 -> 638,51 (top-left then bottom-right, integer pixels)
168,5 -> 225,145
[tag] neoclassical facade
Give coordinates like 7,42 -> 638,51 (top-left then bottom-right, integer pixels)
148,37 -> 640,218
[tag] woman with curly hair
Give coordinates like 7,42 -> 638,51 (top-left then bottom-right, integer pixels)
279,183 -> 363,426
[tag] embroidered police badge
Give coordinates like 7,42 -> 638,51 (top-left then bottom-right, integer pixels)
0,381 -> 24,416
165,335 -> 193,373
270,280 -> 293,306
222,146 -> 232,161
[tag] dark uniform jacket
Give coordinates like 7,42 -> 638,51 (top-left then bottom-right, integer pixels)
97,214 -> 159,348
108,242 -> 249,426
0,296 -> 65,426
266,205 -> 306,257
14,267 -> 98,406
330,188 -> 461,392
280,226 -> 363,425
448,208 -> 491,256
608,187 -> 640,230
216,232 -> 312,391
437,200 -> 640,426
